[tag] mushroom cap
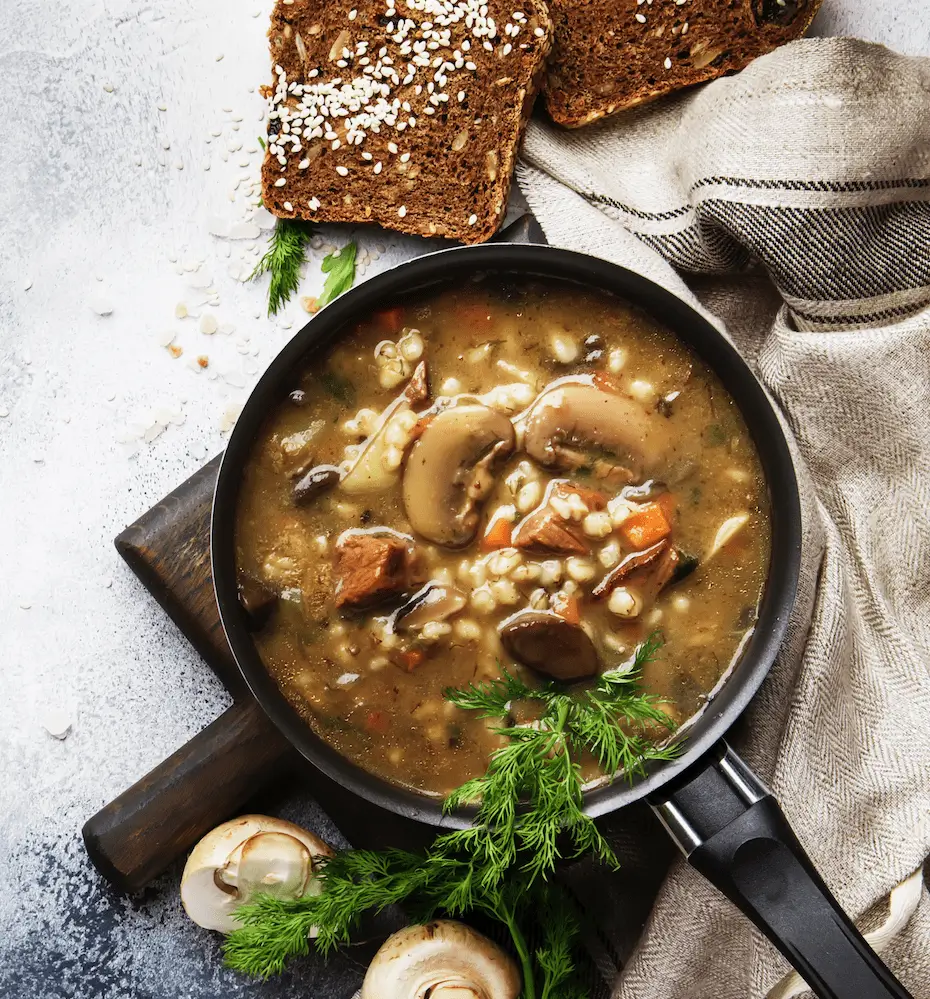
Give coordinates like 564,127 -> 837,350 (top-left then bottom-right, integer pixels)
499,610 -> 599,681
521,381 -> 671,477
361,921 -> 521,999
403,404 -> 516,547
391,581 -> 468,632
180,814 -> 333,933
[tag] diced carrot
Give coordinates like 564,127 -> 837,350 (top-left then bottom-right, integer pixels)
656,491 -> 677,525
397,648 -> 426,672
365,710 -> 390,734
374,306 -> 404,331
552,592 -> 581,625
481,515 -> 513,550
620,502 -> 672,549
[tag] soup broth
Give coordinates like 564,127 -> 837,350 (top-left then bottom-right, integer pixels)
235,280 -> 771,795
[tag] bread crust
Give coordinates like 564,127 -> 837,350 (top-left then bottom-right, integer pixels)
261,0 -> 552,242
544,0 -> 823,128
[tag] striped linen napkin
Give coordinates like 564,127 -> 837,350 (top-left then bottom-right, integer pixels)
517,35 -> 930,999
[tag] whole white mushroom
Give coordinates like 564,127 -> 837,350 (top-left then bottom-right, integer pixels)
180,814 -> 333,933
361,920 -> 521,999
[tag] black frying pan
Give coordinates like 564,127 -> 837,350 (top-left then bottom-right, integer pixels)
209,242 -> 913,999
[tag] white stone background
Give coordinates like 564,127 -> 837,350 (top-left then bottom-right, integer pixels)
0,2 -> 926,997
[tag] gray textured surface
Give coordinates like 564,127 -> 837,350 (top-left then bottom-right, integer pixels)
0,1 -> 923,996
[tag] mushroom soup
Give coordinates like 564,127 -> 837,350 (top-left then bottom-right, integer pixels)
235,280 -> 771,795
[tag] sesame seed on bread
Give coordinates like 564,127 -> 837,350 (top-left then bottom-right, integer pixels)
544,0 -> 823,128
261,0 -> 552,243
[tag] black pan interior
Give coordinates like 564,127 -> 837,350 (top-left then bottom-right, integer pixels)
211,244 -> 802,828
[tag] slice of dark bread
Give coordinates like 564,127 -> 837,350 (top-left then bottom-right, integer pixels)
261,0 -> 551,243
544,0 -> 823,128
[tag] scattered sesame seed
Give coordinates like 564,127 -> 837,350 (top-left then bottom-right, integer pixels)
348,8 -> 357,18
664,56 -> 672,69
398,205 -> 407,217
374,161 -> 383,173
361,151 -> 373,160
534,26 -> 545,36
284,201 -> 294,211
635,12 -> 647,22
309,196 -> 321,210
299,158 -> 310,169
388,141 -> 399,154
468,214 -> 478,225
274,177 -> 287,187
681,20 -> 689,32
335,165 -> 349,176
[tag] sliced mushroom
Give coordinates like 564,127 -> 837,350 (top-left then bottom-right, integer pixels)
403,403 -> 516,547
499,610 -> 599,681
237,572 -> 278,629
180,815 -> 333,933
391,581 -> 467,632
293,464 -> 342,505
361,921 -> 521,999
520,381 -> 671,481
592,540 -> 669,599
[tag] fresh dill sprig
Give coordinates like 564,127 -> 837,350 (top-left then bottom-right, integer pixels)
440,633 -> 677,883
224,633 -> 679,995
250,218 -> 315,316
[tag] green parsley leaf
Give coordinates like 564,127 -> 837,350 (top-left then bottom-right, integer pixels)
318,242 -> 358,308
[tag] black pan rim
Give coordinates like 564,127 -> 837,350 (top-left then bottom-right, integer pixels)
211,243 -> 803,828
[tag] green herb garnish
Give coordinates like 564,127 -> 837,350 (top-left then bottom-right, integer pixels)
705,423 -> 727,447
250,218 -> 315,316
257,135 -> 266,150
319,369 -> 356,406
224,634 -> 679,995
318,242 -> 358,308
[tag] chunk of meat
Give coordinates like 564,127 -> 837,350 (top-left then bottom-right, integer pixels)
511,481 -> 607,555
334,532 -> 411,608
404,361 -> 430,406
551,481 -> 607,510
512,508 -> 588,555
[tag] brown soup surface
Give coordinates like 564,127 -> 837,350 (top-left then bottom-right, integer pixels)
235,280 -> 771,796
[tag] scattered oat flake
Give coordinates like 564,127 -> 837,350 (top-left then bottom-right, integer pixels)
0,407 -> 9,418
89,294 -> 114,316
199,312 -> 219,335
301,296 -> 320,314
156,330 -> 177,348
197,355 -> 209,369
23,279 -> 32,291
175,302 -> 189,318
168,344 -> 184,358
40,707 -> 73,740
220,403 -> 243,433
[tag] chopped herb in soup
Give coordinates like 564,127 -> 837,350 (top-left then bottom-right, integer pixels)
235,281 -> 771,795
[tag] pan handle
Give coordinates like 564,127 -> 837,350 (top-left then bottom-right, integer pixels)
650,741 -> 912,999
83,698 -> 293,893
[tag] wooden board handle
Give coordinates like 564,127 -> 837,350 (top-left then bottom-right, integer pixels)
83,698 -> 293,893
